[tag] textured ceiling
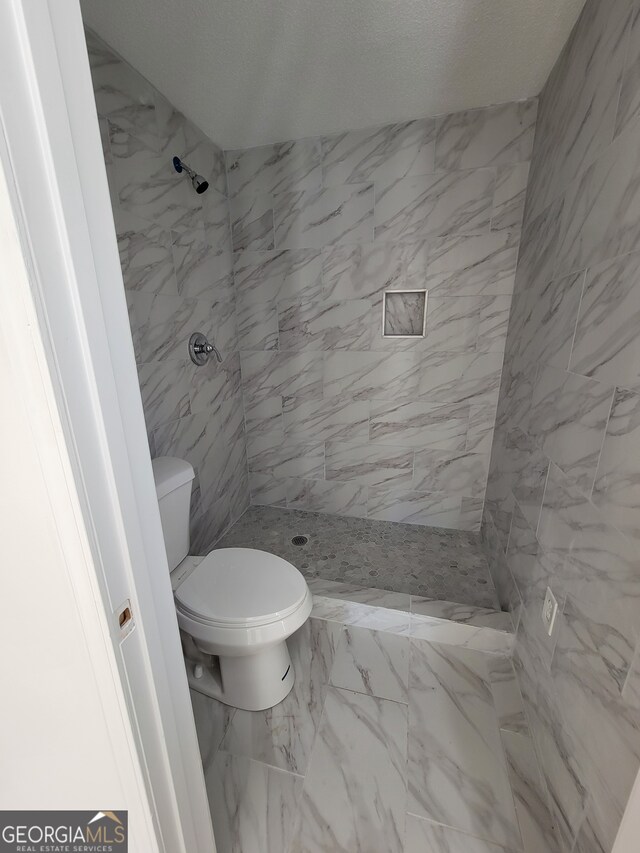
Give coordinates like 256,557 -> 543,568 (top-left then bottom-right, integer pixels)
80,0 -> 586,150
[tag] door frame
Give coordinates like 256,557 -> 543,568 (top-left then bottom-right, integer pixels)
0,1 -> 215,850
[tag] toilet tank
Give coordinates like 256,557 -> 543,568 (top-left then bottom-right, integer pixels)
151,457 -> 195,571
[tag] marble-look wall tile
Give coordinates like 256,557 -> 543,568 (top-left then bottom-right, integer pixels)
128,292 -> 205,363
233,248 -> 323,304
425,230 -> 519,296
322,241 -> 429,300
172,238 -> 234,302
88,29 -> 250,551
512,196 -> 563,301
616,6 -> 640,138
116,211 -> 178,296
487,655 -> 528,734
592,387 -> 640,546
369,400 -> 468,450
480,10 -> 640,840
283,396 -> 369,442
244,396 -> 284,437
500,730 -> 557,853
323,350 -> 420,400
435,100 -> 537,172
556,118 -> 640,276
152,412 -> 212,475
417,351 -> 503,408
240,351 -> 322,402
321,118 -> 436,193
425,296 -> 481,351
137,360 -> 191,432
247,433 -> 324,479
86,30 -> 159,150
491,162 -> 530,231
274,183 -> 374,249
525,0 -> 632,220
413,449 -> 489,498
374,168 -> 495,243
569,249 -> 640,391
178,111 -> 228,196
236,298 -> 279,351
286,478 -> 368,518
189,352 -> 242,415
460,496 -> 485,532
228,102 -> 533,528
279,298 -> 372,350
552,598 -> 640,844
509,272 -> 583,378
229,192 -> 274,252
367,488 -> 463,529
528,365 -> 614,495
325,440 -> 413,488
225,138 -> 322,197
110,124 -> 204,234
248,472 -> 288,507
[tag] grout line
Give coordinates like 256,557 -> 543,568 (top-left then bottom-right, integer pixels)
588,385 -> 616,501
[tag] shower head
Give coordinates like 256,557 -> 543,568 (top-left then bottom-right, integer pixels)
172,156 -> 209,194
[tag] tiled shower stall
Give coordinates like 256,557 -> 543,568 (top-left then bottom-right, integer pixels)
88,26 -> 537,548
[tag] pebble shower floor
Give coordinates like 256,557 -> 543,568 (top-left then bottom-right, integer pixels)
216,505 -> 499,610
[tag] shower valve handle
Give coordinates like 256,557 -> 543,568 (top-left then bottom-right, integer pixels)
189,332 -> 223,366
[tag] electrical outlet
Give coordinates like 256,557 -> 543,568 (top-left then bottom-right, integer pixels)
542,586 -> 558,636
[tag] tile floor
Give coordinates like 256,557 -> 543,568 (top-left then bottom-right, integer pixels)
190,617 -> 556,853
215,505 -> 499,609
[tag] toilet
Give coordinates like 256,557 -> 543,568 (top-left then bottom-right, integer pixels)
152,456 -> 312,711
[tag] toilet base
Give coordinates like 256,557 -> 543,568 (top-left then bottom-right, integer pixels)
186,640 -> 295,711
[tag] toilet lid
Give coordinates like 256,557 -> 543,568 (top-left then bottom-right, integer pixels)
174,548 -> 309,627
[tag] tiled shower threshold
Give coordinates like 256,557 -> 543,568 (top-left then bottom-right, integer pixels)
216,504 -> 501,610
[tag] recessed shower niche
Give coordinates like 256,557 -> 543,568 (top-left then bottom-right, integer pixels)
382,290 -> 427,338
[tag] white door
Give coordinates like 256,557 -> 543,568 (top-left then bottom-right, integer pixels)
0,1 -> 216,850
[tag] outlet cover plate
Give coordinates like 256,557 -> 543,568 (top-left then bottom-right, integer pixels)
542,586 -> 558,636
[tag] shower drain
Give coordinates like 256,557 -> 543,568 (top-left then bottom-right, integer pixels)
291,535 -> 309,546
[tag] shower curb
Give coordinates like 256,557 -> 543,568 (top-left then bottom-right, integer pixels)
307,578 -> 515,655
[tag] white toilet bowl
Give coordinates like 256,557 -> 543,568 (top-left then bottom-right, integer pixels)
174,547 -> 312,710
152,456 -> 311,712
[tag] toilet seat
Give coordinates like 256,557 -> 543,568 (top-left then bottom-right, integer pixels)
174,547 -> 309,628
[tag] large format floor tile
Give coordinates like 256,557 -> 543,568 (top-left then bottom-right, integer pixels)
191,616 -> 553,853
330,625 -> 409,703
405,814 -> 519,853
407,641 -> 522,849
290,686 -> 407,853
219,618 -> 341,774
206,751 -> 303,853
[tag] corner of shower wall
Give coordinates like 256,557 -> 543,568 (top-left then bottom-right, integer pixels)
83,26 -> 250,554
